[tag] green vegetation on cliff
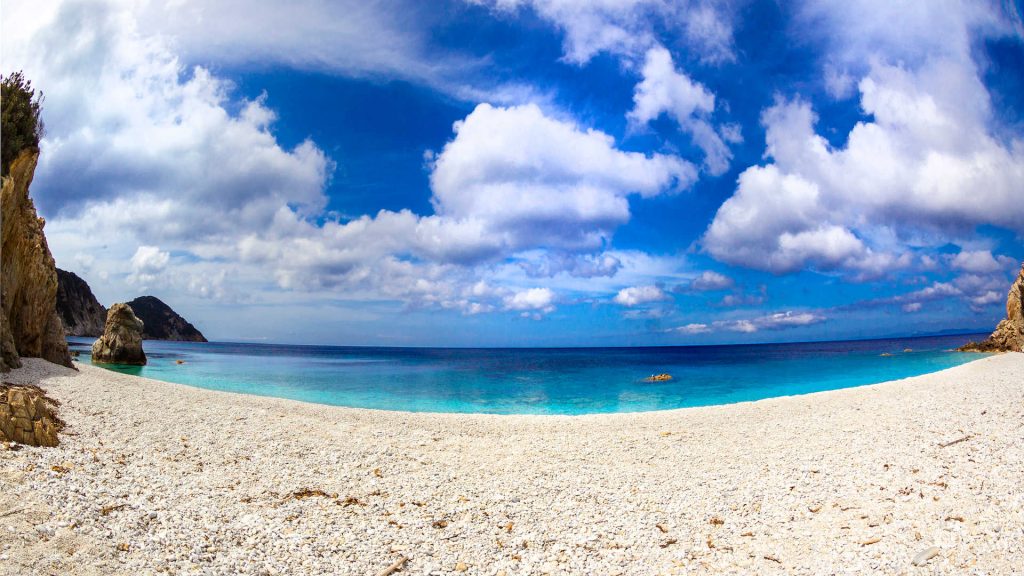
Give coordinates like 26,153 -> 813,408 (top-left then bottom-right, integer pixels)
1,71 -> 45,177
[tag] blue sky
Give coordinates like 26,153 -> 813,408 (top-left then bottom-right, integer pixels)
3,0 -> 1023,346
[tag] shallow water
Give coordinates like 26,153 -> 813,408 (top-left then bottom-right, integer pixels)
69,334 -> 987,415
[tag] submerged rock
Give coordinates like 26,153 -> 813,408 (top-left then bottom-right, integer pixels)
959,262 -> 1024,353
92,303 -> 147,365
0,382 -> 63,447
1,152 -> 73,371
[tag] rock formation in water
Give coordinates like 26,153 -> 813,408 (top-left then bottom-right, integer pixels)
56,268 -> 107,337
55,272 -> 207,342
1,152 -> 73,372
92,303 -> 147,365
127,295 -> 207,342
959,262 -> 1024,353
0,382 -> 63,447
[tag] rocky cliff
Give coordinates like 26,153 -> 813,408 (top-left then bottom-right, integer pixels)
56,268 -> 107,337
1,152 -> 72,371
128,296 -> 207,342
92,303 -> 147,365
959,262 -> 1024,353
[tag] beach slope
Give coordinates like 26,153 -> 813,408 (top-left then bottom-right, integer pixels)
1,354 -> 1022,575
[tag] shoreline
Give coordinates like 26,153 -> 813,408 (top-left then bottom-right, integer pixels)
2,353 -> 1023,574
69,351 -> 995,419
65,333 -> 990,417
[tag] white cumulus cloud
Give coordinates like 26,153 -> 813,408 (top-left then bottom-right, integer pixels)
504,287 -> 556,313
629,46 -> 734,175
130,246 -> 169,274
702,2 -> 1024,278
430,103 -> 697,253
4,0 -> 332,236
229,102 -> 697,309
950,250 -> 1017,275
613,285 -> 669,307
127,245 -> 170,289
704,70 -> 1024,276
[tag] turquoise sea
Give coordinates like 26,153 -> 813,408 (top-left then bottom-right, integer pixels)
68,334 -> 987,415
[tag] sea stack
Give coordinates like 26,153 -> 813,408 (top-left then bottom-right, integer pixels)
1,152 -> 73,371
959,262 -> 1024,353
92,303 -> 147,365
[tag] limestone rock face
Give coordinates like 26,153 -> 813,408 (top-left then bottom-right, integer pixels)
0,383 -> 63,447
1,152 -> 72,371
91,303 -> 147,365
128,295 -> 207,342
0,314 -> 18,373
960,262 -> 1024,353
56,268 -> 107,337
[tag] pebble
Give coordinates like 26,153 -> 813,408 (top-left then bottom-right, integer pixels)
0,356 -> 1022,575
911,546 -> 940,566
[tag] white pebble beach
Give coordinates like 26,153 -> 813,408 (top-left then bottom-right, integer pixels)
2,353 -> 1023,575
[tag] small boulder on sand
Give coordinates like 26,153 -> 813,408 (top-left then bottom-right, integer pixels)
91,303 -> 147,365
0,383 -> 63,447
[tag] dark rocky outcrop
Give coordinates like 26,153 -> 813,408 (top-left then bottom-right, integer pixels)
959,262 -> 1024,353
56,268 -> 107,337
0,382 -> 63,447
128,296 -> 207,342
92,303 -> 147,365
55,272 -> 206,342
1,152 -> 72,371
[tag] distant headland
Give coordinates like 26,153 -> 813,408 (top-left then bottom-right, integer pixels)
56,270 -> 206,342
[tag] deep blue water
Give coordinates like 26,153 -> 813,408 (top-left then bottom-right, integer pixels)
68,334 -> 988,415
